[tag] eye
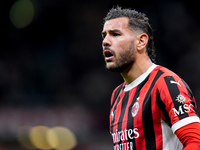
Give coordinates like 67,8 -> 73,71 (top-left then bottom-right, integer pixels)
113,33 -> 120,36
102,33 -> 106,39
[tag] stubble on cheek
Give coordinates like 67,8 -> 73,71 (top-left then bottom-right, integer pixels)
105,41 -> 135,72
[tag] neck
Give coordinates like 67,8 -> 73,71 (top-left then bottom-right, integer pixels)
121,58 -> 153,84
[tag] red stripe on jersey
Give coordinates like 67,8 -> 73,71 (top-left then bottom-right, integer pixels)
151,87 -> 163,149
110,84 -> 124,107
111,90 -> 125,135
110,84 -> 124,133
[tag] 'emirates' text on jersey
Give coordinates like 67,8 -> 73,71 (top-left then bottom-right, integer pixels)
110,65 -> 200,150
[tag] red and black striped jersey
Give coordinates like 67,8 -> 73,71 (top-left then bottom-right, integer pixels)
110,64 -> 200,150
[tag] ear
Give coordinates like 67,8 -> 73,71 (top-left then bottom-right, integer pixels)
137,33 -> 149,51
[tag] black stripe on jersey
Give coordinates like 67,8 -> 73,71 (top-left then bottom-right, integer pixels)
142,70 -> 164,150
181,80 -> 197,111
156,89 -> 172,126
117,91 -> 129,144
118,92 -> 129,124
181,80 -> 193,97
111,84 -> 124,108
164,76 -> 189,120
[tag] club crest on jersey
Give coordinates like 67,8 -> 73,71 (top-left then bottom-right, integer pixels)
131,101 -> 140,117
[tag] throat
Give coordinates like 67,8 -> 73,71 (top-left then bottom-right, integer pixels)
121,62 -> 155,85
124,64 -> 157,91
120,65 -> 135,84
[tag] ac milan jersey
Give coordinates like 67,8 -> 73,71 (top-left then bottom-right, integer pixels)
110,64 -> 200,150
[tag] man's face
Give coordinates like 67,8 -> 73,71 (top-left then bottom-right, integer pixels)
102,17 -> 136,72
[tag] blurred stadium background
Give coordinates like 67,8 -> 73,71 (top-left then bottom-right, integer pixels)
2,0 -> 200,149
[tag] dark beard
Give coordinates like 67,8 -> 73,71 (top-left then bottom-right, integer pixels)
105,42 -> 135,73
106,59 -> 134,72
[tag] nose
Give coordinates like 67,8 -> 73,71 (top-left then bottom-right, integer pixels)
102,35 -> 111,48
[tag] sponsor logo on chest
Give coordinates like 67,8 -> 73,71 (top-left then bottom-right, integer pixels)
111,128 -> 139,150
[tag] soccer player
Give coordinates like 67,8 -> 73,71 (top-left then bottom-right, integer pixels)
102,6 -> 200,150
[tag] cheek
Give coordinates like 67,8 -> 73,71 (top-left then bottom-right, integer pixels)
115,39 -> 129,49
112,37 -> 135,55
118,39 -> 134,51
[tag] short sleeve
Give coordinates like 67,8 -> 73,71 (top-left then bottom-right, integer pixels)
156,75 -> 200,133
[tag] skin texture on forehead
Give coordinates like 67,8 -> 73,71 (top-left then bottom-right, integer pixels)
103,17 -> 135,40
104,18 -> 124,29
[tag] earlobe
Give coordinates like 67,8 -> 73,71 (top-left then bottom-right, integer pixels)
137,33 -> 149,51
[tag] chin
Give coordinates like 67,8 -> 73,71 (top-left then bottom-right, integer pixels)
105,62 -> 131,73
105,65 -> 122,72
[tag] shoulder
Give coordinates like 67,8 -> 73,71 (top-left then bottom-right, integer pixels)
153,65 -> 181,88
154,65 -> 179,78
110,83 -> 125,106
112,82 -> 125,96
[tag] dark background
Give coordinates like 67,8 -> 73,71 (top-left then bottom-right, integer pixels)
1,0 -> 200,149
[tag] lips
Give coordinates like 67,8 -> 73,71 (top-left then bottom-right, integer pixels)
103,50 -> 114,61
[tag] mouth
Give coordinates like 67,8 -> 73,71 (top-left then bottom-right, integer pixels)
103,50 -> 114,61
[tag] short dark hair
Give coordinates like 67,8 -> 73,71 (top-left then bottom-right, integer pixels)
104,6 -> 156,63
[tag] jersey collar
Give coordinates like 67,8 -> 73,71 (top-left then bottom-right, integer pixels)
124,64 -> 158,91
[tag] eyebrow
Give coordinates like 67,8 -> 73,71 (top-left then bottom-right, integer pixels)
101,29 -> 121,36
